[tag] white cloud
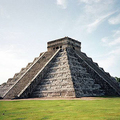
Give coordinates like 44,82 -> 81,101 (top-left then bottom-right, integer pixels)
97,55 -> 116,70
80,0 -> 115,14
87,11 -> 116,33
101,37 -> 109,43
57,0 -> 67,9
109,47 -> 120,55
109,37 -> 120,46
96,47 -> 120,71
79,0 -> 101,4
0,5 -> 10,19
113,30 -> 120,37
0,31 -> 22,41
0,5 -> 3,16
77,0 -> 117,33
101,30 -> 120,47
87,20 -> 100,33
108,13 -> 120,25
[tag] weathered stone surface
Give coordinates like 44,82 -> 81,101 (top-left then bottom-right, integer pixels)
0,37 -> 120,99
31,50 -> 75,98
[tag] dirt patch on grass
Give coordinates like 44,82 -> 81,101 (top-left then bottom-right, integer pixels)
0,97 -> 106,101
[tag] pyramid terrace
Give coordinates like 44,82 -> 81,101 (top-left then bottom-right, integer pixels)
0,37 -> 120,99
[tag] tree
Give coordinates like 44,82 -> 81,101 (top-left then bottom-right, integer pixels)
115,77 -> 120,82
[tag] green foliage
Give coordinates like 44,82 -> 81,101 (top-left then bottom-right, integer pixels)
0,98 -> 120,120
115,77 -> 120,82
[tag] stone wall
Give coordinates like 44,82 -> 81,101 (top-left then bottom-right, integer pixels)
31,49 -> 75,98
47,37 -> 81,52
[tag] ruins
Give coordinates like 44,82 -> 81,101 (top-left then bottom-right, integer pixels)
0,37 -> 120,99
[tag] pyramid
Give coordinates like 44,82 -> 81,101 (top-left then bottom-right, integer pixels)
0,37 -> 120,99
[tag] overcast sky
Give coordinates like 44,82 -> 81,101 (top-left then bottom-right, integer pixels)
0,0 -> 120,84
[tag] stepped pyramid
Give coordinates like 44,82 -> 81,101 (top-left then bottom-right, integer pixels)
0,37 -> 120,99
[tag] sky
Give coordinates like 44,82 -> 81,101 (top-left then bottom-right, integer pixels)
0,0 -> 120,84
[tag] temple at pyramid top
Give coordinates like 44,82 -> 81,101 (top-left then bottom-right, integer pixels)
0,37 -> 120,99
47,37 -> 81,51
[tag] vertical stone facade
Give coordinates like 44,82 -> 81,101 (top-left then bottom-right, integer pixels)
47,37 -> 81,52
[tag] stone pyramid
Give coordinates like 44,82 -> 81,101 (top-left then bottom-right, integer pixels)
0,37 -> 120,99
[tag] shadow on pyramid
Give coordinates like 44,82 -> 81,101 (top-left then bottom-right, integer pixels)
0,37 -> 120,99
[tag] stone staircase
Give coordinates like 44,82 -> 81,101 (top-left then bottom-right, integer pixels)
31,48 -> 105,98
31,49 -> 75,98
3,50 -> 59,99
0,54 -> 43,98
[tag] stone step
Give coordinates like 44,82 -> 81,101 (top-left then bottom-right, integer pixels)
55,56 -> 68,60
41,77 -> 72,82
71,72 -> 90,77
47,70 -> 71,75
49,67 -> 70,73
75,88 -> 104,97
73,77 -> 95,82
45,74 -> 71,79
33,57 -> 39,63
51,59 -> 68,64
73,80 -> 94,85
37,80 -> 73,87
34,87 -> 74,92
51,63 -> 68,68
49,66 -> 70,73
68,55 -> 78,59
33,88 -> 74,93
26,62 -> 32,68
4,50 -> 58,99
31,89 -> 75,98
69,62 -> 82,66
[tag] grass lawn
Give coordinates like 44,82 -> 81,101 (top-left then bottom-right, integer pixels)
0,97 -> 120,120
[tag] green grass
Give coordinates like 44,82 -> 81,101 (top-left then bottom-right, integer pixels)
0,98 -> 120,120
